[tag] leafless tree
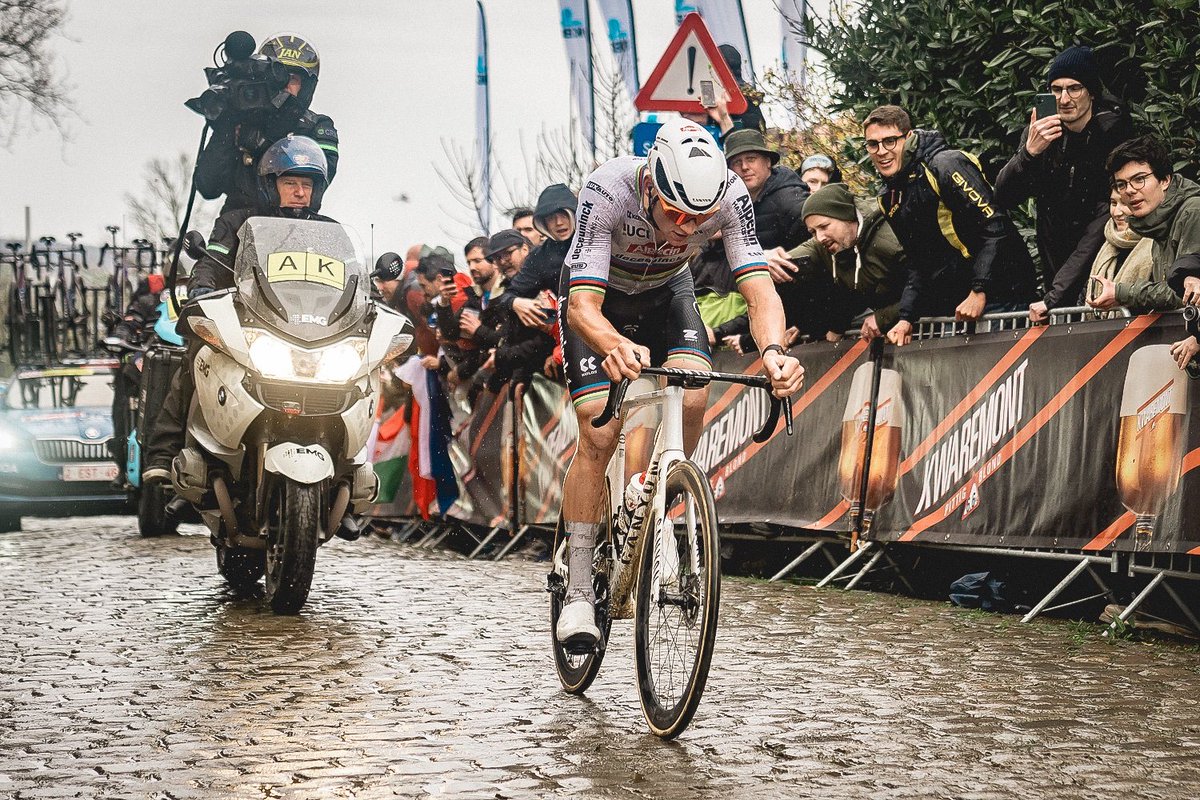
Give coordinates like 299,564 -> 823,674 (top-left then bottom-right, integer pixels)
123,152 -> 218,243
0,0 -> 74,143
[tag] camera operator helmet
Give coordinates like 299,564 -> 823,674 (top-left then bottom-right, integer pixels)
646,117 -> 728,216
258,33 -> 320,109
257,134 -> 329,212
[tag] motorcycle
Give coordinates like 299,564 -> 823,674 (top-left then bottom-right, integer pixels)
173,217 -> 412,613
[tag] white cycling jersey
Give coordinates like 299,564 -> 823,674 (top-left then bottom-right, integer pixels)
566,156 -> 768,299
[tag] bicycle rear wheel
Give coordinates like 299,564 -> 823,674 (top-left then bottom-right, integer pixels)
549,497 -> 615,694
634,458 -> 720,739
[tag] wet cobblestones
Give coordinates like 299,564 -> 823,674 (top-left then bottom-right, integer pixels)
2,516 -> 1199,799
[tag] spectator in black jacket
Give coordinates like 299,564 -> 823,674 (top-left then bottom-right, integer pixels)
862,106 -> 1038,346
994,45 -> 1135,321
705,128 -> 809,351
486,184 -> 578,388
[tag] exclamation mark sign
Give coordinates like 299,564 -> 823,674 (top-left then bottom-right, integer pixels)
686,46 -> 697,94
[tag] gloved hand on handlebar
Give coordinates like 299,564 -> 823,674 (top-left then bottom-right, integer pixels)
188,285 -> 216,302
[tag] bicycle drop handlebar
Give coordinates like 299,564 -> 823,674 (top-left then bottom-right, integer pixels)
591,364 -> 794,443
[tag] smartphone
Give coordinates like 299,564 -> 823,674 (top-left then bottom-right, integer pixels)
699,79 -> 716,108
438,266 -> 456,278
537,306 -> 556,322
1034,92 -> 1057,120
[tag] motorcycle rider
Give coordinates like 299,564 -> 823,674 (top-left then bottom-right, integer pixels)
143,136 -> 350,527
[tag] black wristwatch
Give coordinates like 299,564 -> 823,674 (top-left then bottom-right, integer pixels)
761,344 -> 786,358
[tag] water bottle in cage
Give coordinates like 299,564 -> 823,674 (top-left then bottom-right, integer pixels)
617,471 -> 647,540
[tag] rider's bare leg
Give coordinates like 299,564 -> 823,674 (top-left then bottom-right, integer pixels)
561,397 -> 619,602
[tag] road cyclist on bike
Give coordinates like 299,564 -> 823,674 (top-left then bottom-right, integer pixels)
556,117 -> 804,647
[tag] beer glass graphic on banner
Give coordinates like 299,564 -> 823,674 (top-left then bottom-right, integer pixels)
1116,344 -> 1187,551
838,364 -> 903,533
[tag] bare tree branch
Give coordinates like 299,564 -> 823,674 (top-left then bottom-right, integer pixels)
123,152 -> 218,243
0,0 -> 75,144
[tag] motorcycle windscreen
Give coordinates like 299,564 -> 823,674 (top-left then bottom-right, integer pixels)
233,217 -> 369,342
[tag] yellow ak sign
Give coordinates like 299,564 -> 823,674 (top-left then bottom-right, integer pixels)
266,251 -> 346,290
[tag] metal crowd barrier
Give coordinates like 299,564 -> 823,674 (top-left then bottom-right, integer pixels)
907,305 -> 1132,341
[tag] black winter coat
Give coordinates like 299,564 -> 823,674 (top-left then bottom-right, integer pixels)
692,166 -> 809,296
994,97 -> 1134,307
879,129 -> 1037,321
195,109 -> 339,214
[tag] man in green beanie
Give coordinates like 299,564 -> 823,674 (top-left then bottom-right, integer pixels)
782,182 -> 909,340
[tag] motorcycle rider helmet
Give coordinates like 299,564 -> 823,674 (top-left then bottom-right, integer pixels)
258,33 -> 320,79
257,134 -> 328,212
646,117 -> 729,217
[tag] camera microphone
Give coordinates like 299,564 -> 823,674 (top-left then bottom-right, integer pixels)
223,30 -> 256,62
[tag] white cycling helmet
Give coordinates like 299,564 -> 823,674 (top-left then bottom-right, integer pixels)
647,118 -> 729,215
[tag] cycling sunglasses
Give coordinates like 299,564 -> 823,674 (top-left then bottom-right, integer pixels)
657,195 -> 715,227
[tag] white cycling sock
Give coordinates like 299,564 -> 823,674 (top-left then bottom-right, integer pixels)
565,521 -> 600,604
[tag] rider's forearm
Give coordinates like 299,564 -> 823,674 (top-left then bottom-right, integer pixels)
739,277 -> 788,353
568,295 -> 627,357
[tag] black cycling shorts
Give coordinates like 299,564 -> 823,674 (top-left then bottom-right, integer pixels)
558,268 -> 713,408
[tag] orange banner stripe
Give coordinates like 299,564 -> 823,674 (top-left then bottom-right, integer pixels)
709,338 -> 870,507
468,389 -> 507,460
898,316 -> 1157,542
703,357 -> 763,425
810,499 -> 850,530
898,325 -> 1047,475
1084,446 -> 1200,551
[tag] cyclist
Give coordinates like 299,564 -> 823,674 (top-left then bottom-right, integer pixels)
556,118 -> 804,647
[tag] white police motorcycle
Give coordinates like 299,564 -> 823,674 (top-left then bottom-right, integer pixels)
175,217 -> 412,613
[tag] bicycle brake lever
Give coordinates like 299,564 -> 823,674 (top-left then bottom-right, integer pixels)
591,378 -> 631,428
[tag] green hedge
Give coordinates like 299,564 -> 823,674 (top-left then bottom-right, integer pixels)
804,0 -> 1198,177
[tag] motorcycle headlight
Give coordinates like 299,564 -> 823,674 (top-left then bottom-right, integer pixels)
244,329 -> 368,384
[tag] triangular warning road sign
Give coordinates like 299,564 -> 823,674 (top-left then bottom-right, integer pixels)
634,12 -> 747,115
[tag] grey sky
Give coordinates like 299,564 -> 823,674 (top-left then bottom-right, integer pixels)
2,1 -> 800,259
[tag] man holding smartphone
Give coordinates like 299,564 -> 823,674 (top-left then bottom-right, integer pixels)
994,45 -> 1134,322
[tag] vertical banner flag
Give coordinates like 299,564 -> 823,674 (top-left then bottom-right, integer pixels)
779,0 -> 807,83
597,0 -> 639,104
475,1 -> 492,232
677,0 -> 754,82
558,0 -> 596,156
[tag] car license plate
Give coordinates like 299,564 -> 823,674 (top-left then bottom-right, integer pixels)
62,463 -> 120,482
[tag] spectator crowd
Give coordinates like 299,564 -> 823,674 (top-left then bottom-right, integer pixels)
373,43 -> 1200,487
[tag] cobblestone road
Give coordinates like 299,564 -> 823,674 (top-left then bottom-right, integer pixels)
2,516 -> 1199,799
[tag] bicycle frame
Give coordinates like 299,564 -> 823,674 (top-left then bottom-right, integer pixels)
603,381 -> 687,620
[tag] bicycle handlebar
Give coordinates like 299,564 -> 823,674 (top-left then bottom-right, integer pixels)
591,365 -> 794,443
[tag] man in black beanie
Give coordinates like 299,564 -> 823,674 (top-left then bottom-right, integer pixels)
995,44 -> 1134,322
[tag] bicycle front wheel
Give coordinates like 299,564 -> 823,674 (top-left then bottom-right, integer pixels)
634,458 -> 720,739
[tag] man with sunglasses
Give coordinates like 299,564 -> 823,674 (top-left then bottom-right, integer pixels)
863,105 -> 1037,346
995,45 -> 1134,323
554,117 -> 803,647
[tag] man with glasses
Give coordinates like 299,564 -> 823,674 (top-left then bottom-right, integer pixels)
862,105 -> 1037,346
1088,136 -> 1193,325
553,117 -> 803,647
484,229 -> 531,280
995,45 -> 1134,323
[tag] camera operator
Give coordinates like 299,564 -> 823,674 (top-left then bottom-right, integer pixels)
193,33 -> 339,214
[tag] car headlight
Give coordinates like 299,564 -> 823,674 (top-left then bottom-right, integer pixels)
244,329 -> 368,384
0,428 -> 18,451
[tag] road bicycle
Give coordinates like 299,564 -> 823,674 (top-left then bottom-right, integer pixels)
548,364 -> 792,738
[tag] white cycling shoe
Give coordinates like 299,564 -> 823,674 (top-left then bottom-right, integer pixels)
556,598 -> 601,646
